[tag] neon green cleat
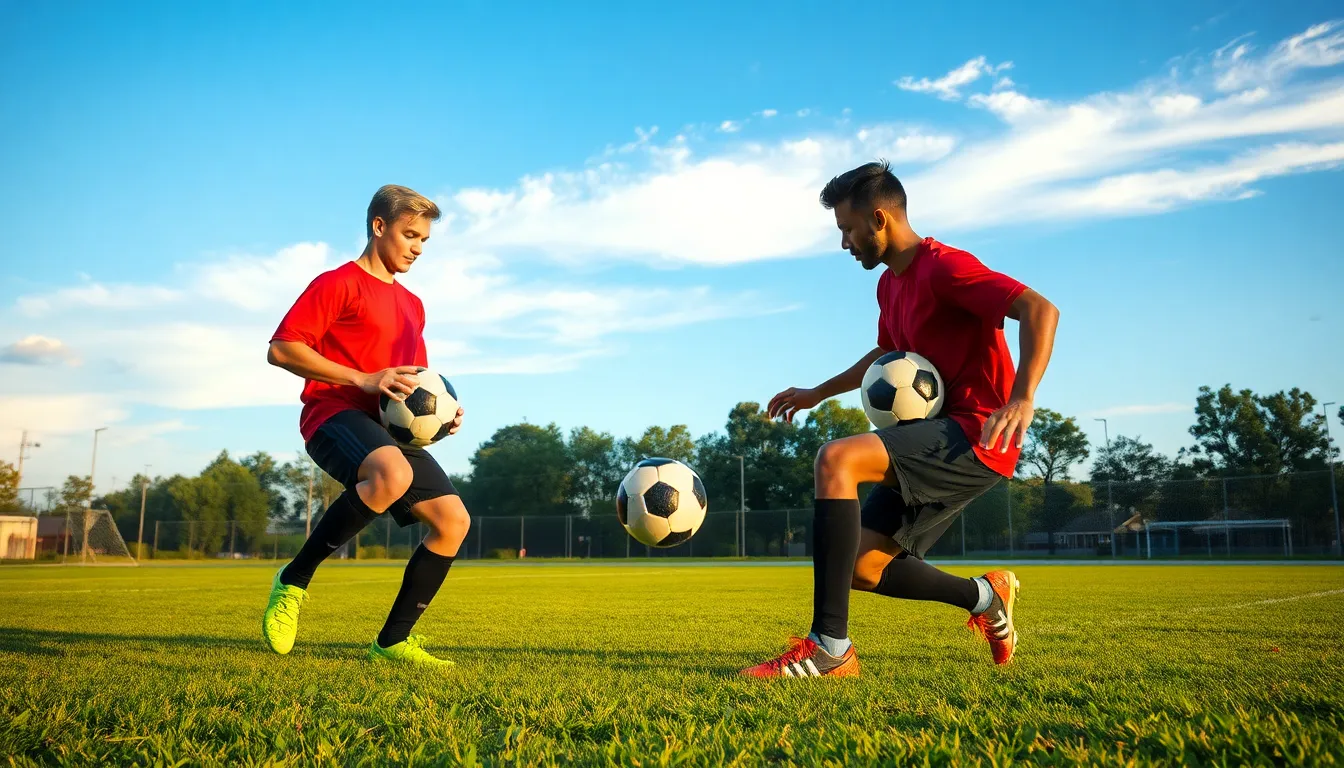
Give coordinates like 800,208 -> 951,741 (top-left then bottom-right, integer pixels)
262,568 -> 308,655
368,634 -> 456,668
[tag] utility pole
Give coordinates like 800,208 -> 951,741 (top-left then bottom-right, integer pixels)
16,430 -> 40,489
732,455 -> 745,557
1095,418 -> 1116,557
1324,402 -> 1340,558
137,465 -> 151,560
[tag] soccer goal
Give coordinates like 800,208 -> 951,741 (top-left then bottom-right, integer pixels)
1143,519 -> 1292,559
62,508 -> 138,566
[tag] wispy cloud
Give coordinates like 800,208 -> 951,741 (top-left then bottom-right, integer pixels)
896,56 -> 1013,101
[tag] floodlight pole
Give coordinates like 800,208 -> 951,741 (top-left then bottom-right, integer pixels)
1324,402 -> 1340,558
1095,419 -> 1116,557
137,465 -> 151,560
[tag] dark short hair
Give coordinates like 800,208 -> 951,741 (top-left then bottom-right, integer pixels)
819,161 -> 907,211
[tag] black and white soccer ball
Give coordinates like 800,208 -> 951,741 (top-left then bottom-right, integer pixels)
860,350 -> 943,429
378,367 -> 460,447
616,458 -> 708,548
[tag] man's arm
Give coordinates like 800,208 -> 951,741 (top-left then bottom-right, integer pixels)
981,289 -> 1059,452
267,340 -> 420,401
767,346 -> 886,422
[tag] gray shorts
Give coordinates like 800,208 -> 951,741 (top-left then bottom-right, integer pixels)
862,418 -> 1003,558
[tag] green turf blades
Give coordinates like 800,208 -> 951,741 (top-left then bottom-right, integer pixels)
368,634 -> 455,668
261,568 -> 307,655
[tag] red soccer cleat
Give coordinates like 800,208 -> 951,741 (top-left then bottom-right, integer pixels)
739,636 -> 860,678
967,570 -> 1020,665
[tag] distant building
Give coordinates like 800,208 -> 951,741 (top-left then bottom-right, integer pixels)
0,515 -> 38,559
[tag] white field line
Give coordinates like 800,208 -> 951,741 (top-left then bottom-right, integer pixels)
1189,588 -> 1344,612
2,569 -> 676,597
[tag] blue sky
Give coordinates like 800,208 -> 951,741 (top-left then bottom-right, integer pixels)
3,1 -> 1343,499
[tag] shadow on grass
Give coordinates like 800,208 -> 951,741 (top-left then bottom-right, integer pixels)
0,627 -> 743,674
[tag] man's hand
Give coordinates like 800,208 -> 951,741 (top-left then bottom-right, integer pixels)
981,398 -> 1034,453
767,387 -> 822,423
360,366 -> 422,401
445,406 -> 465,436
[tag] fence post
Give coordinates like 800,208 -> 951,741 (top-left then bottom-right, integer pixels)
385,516 -> 391,556
520,516 -> 525,554
1221,478 -> 1231,558
229,520 -> 237,557
153,520 -> 159,558
1006,480 -> 1014,556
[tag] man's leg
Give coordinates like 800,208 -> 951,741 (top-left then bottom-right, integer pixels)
264,412 -> 413,655
851,528 -> 989,614
374,495 -> 469,651
369,450 -> 468,667
740,432 -> 893,678
280,446 -> 411,589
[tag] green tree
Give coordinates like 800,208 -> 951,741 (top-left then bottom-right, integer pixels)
1090,434 -> 1172,515
1186,385 -> 1330,475
203,452 -> 271,549
1020,409 -> 1090,484
567,427 -> 623,517
463,423 -> 576,517
618,425 -> 697,467
53,475 -> 94,516
0,460 -> 22,515
1019,409 -> 1090,553
169,474 -> 228,553
241,451 -> 291,520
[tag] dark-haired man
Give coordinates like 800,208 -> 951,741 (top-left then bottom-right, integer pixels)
741,161 -> 1059,678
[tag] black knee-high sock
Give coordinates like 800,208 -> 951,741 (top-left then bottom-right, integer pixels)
872,553 -> 979,611
811,498 -> 862,640
377,545 -> 455,648
280,490 -> 378,589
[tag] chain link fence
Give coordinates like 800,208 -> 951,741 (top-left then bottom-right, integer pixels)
105,467 -> 1341,562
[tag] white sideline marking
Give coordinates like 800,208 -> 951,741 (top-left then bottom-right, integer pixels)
1189,588 -> 1344,612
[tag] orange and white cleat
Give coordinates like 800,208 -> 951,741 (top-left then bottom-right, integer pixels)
967,570 -> 1020,665
739,635 -> 860,678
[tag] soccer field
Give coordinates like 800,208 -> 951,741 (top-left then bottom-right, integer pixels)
2,562 -> 1342,766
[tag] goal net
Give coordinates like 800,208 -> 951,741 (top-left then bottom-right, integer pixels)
64,508 -> 138,566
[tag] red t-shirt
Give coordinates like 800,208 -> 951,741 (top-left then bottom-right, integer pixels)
271,261 -> 428,441
876,237 -> 1027,477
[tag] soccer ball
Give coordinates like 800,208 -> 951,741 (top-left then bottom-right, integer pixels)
616,458 -> 708,548
860,350 -> 943,429
378,367 -> 460,447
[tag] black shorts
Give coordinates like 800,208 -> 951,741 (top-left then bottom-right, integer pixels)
305,409 -> 458,528
861,418 -> 1003,559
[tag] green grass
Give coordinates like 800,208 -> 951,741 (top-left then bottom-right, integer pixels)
2,562 -> 1343,766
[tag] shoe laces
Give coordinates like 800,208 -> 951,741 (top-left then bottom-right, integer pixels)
765,636 -> 816,670
273,590 -> 306,629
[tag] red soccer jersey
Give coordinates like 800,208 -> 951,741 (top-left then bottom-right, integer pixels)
271,261 -> 428,441
876,237 -> 1027,477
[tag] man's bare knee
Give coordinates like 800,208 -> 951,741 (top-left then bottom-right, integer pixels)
814,441 -> 851,486
851,570 -> 881,591
360,449 -> 413,507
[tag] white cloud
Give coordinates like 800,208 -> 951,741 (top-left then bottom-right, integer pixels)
17,281 -> 182,317
796,109 -> 811,117
760,109 -> 778,118
896,56 -> 1013,100
0,335 -> 79,366
968,89 -> 1049,121
1151,93 -> 1202,118
719,120 -> 741,133
1214,21 -> 1344,92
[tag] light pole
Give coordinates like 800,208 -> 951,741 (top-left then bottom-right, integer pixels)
1324,402 -> 1340,558
17,430 -> 40,488
89,427 -> 108,508
732,455 -> 745,557
137,464 -> 151,560
1095,418 -> 1116,557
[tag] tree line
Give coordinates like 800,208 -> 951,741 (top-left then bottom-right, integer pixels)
1,384 -> 1340,555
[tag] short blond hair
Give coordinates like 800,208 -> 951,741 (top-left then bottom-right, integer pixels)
366,184 -> 441,238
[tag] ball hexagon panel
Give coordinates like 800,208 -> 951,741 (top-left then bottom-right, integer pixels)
875,350 -> 907,366
403,388 -> 437,417
631,511 -> 670,546
884,357 -> 920,388
409,416 -> 442,443
642,482 -> 679,518
636,457 -> 677,468
691,475 -> 707,509
659,528 -> 694,547
616,485 -> 629,525
866,379 -> 898,412
893,387 -> 932,419
912,369 -> 939,402
387,423 -> 416,445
